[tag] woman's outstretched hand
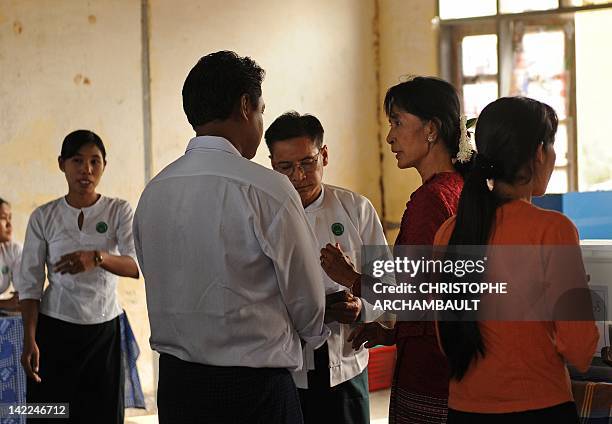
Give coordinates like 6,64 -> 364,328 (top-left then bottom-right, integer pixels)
348,322 -> 395,350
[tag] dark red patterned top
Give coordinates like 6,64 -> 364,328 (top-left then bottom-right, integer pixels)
395,172 -> 464,246
393,171 -> 463,396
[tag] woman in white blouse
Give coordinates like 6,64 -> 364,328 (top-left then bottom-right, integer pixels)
0,197 -> 21,311
17,130 -> 139,424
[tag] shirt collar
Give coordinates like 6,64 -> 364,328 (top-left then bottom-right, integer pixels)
61,195 -> 105,215
185,136 -> 242,157
304,185 -> 325,213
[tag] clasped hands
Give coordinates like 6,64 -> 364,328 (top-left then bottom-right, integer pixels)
324,290 -> 361,324
325,292 -> 395,350
319,242 -> 395,350
320,242 -> 361,324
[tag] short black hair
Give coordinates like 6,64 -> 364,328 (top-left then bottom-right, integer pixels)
0,198 -> 8,208
264,111 -> 324,152
60,130 -> 106,162
182,51 -> 265,127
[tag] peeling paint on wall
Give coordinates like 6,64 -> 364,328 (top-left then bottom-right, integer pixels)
12,20 -> 22,34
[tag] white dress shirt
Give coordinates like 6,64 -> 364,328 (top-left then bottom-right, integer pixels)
293,184 -> 390,388
133,136 -> 329,371
0,241 -> 21,299
17,196 -> 136,324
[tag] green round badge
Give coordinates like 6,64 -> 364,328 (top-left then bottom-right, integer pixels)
331,222 -> 344,236
96,221 -> 108,234
1,266 -> 8,275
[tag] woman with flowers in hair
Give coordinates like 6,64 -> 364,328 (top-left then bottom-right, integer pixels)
320,76 -> 473,423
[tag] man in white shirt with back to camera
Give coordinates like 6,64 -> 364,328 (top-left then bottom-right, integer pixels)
266,111 -> 389,424
133,52 -> 329,424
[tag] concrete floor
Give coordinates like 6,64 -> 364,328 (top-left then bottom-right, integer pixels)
124,388 -> 391,424
369,388 -> 392,423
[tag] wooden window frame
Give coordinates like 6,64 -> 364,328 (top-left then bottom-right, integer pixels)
439,1 -> 612,191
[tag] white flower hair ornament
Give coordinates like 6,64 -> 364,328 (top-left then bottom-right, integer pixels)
456,116 -> 477,163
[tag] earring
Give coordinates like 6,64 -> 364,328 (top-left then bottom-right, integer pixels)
427,135 -> 434,143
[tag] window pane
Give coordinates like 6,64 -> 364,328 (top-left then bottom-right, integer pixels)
462,35 -> 498,76
439,0 -> 496,19
499,0 -> 558,13
576,8 -> 612,191
547,169 -> 569,193
510,29 -> 567,119
463,82 -> 498,117
554,123 -> 568,167
564,0 -> 612,6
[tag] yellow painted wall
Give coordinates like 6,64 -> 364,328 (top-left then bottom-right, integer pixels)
0,0 -> 145,235
378,0 -> 438,241
575,8 -> 612,190
148,0 -> 381,210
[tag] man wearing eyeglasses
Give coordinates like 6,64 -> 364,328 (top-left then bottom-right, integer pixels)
266,111 -> 388,424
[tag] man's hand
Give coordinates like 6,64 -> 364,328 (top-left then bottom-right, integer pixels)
320,243 -> 360,288
325,291 -> 362,324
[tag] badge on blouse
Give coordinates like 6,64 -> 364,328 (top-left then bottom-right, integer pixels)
96,221 -> 108,234
1,266 -> 8,275
331,222 -> 344,236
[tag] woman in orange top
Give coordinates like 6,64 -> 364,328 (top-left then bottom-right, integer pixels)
435,96 -> 598,423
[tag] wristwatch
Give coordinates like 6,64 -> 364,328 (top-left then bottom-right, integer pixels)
93,250 -> 104,267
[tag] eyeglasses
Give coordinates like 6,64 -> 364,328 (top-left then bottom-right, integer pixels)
272,152 -> 321,176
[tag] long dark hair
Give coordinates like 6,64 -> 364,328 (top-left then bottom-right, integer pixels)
384,76 -> 474,176
439,96 -> 558,380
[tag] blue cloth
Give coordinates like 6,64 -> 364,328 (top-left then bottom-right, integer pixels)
0,312 -> 145,422
0,316 -> 25,424
120,312 -> 146,409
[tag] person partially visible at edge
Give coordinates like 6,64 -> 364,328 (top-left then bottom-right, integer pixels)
132,51 -> 329,424
321,76 -> 473,423
17,130 -> 140,424
434,96 -> 598,424
0,198 -> 22,312
266,111 -> 390,424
